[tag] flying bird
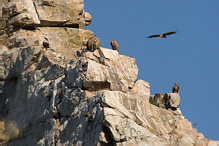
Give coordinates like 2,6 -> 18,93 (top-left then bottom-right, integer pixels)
147,31 -> 176,38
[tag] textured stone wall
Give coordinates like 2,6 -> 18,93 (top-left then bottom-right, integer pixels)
0,2 -> 2,17
1,0 -> 91,28
0,0 -> 219,145
0,0 -> 93,143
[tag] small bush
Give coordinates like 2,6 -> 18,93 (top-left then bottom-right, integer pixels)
149,96 -> 157,106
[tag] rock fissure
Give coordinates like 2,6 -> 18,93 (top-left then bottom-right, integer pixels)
64,27 -> 71,37
32,2 -> 40,22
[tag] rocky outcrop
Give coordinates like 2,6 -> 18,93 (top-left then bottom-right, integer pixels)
2,0 -> 91,27
150,93 -> 181,110
66,48 -> 138,93
0,0 -> 218,145
1,45 -> 217,145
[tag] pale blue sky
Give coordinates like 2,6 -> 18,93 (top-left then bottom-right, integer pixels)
84,0 -> 219,140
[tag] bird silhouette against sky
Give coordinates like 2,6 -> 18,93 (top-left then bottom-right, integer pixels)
147,31 -> 176,38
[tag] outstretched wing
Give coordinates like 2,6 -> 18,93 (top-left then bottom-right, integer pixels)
147,34 -> 160,38
163,31 -> 176,36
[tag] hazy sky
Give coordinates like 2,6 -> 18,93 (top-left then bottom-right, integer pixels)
84,0 -> 219,140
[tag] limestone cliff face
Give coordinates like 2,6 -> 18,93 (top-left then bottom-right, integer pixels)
0,0 -> 218,145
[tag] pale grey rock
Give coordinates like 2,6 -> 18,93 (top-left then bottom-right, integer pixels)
6,74 -> 64,129
7,28 -> 93,61
58,95 -> 104,145
65,47 -> 138,94
0,17 -> 8,45
130,79 -> 150,102
3,0 -> 92,27
208,141 -> 219,146
78,17 -> 85,29
2,44 -> 218,145
33,0 -> 87,27
0,2 -> 2,17
84,12 -> 92,26
7,29 -> 44,49
6,0 -> 40,26
1,0 -> 218,145
0,45 -> 8,54
86,48 -> 138,92
65,58 -> 86,88
9,118 -> 59,146
164,93 -> 181,109
98,90 -> 175,144
57,88 -> 86,117
178,137 -> 195,146
1,47 -> 44,79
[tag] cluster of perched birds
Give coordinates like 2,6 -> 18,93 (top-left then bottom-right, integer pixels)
86,35 -> 119,65
86,31 -> 176,53
86,31 -> 179,93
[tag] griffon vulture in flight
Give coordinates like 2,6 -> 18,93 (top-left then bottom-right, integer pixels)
147,31 -> 176,38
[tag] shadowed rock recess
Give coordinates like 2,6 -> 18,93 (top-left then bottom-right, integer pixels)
0,0 -> 218,145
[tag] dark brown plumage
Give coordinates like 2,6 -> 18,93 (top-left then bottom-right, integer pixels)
147,31 -> 176,38
87,35 -> 96,51
110,40 -> 119,52
172,82 -> 179,93
94,37 -> 100,50
43,38 -> 49,48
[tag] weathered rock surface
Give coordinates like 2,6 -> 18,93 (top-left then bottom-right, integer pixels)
2,0 -> 92,27
0,0 -> 218,145
164,93 -> 181,109
0,16 -> 7,46
1,45 -> 218,145
65,47 -> 138,94
150,93 -> 181,110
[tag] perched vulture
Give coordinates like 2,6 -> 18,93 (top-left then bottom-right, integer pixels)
94,37 -> 100,50
87,35 -> 96,51
172,82 -> 179,93
110,40 -> 119,52
147,31 -> 176,38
